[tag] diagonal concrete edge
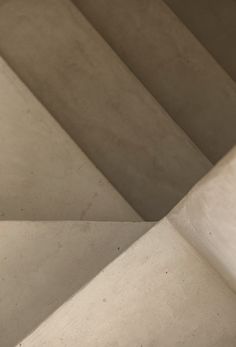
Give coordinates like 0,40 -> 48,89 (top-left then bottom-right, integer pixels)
164,0 -> 236,83
16,218 -> 236,347
169,146 -> 236,292
0,0 -> 211,220
0,221 -> 154,347
73,0 -> 236,163
15,148 -> 236,346
0,56 -> 140,221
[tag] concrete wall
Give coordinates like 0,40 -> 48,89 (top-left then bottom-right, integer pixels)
170,147 -> 236,292
0,221 -> 153,347
18,219 -> 236,347
16,147 -> 236,347
0,57 -> 140,221
0,0 -> 211,220
164,0 -> 236,83
73,0 -> 236,163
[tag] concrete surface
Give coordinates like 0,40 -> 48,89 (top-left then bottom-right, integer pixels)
164,0 -> 236,83
0,0 -> 211,220
170,147 -> 236,292
74,0 -> 236,163
17,219 -> 236,347
16,147 -> 236,346
0,56 -> 140,221
0,221 -> 153,347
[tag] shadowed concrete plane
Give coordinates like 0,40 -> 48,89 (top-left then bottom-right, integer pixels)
74,0 -> 236,163
0,0 -> 211,220
164,0 -> 236,83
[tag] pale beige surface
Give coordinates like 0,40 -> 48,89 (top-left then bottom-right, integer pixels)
17,220 -> 236,347
0,221 -> 153,347
0,0 -> 211,219
170,147 -> 236,292
0,57 -> 140,221
74,0 -> 236,163
164,0 -> 236,83
16,148 -> 236,346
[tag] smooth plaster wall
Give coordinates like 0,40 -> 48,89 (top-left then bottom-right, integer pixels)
0,57 -> 140,221
0,221 -> 153,347
164,0 -> 236,83
0,0 -> 211,220
74,0 -> 236,163
18,220 -> 236,347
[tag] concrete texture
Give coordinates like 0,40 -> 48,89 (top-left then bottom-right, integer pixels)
17,219 -> 236,347
73,0 -> 236,163
15,147 -> 236,346
164,0 -> 236,83
170,147 -> 236,292
0,221 -> 153,347
0,0 -> 211,220
0,56 -> 140,221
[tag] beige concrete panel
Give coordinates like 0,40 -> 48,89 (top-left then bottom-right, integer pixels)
169,147 -> 236,292
164,0 -> 236,83
17,220 -> 236,347
0,0 -> 211,220
0,57 -> 140,221
0,221 -> 153,347
74,0 -> 236,162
